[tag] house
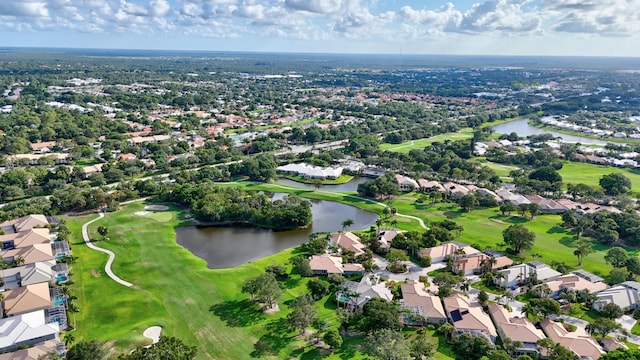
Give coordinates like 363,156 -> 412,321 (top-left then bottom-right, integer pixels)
0,261 -> 56,290
81,163 -> 105,174
375,229 -> 402,249
453,251 -> 514,276
488,303 -> 545,357
0,215 -> 49,234
395,174 -> 419,192
2,283 -> 53,317
337,274 -> 393,309
540,319 -> 604,359
420,242 -> 480,264
443,293 -> 497,343
0,310 -> 61,353
494,261 -> 561,289
418,179 -> 445,193
29,142 -> 57,154
496,190 -> 531,206
0,339 -> 65,360
328,232 -> 366,257
0,229 -> 52,251
524,195 -> 568,214
8,154 -> 70,165
476,188 -> 501,203
544,273 -> 609,298
600,338 -> 628,352
2,244 -> 53,266
308,255 -> 364,276
442,182 -> 470,198
399,280 -> 447,325
127,134 -> 171,145
592,281 -> 640,311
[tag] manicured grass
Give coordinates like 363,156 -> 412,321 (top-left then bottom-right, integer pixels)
632,321 -> 640,336
566,304 -> 600,323
74,158 -> 102,167
559,161 -> 640,191
390,196 -> 640,278
67,203 -> 374,359
278,174 -> 354,185
380,128 -> 474,153
474,159 -> 518,179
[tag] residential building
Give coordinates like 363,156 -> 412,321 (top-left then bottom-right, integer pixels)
442,182 -> 470,198
2,283 -> 53,317
399,280 -> 446,325
496,190 -> 531,206
600,338 -> 628,352
0,261 -> 56,290
443,293 -> 497,343
453,251 -> 514,276
308,255 -> 364,276
544,273 -> 608,298
418,179 -> 445,193
0,339 -> 65,360
0,215 -> 49,234
540,319 -> 604,359
337,274 -> 393,309
0,229 -> 51,251
524,194 -> 568,214
420,242 -> 480,264
494,261 -> 561,289
1,244 -> 54,266
375,229 -> 402,249
328,232 -> 366,257
395,174 -> 419,192
592,281 -> 640,311
488,303 -> 545,357
0,311 -> 61,353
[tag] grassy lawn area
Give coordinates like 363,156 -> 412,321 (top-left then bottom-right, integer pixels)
74,158 -> 102,167
380,128 -> 474,153
632,321 -> 640,336
67,202 -> 378,359
390,195 -> 640,278
559,161 -> 640,191
278,174 -> 354,185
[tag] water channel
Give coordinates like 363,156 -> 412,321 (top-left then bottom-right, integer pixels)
176,187 -> 378,268
492,118 -> 609,146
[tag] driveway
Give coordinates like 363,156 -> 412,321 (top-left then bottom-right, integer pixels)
372,255 -> 445,282
616,315 -> 637,332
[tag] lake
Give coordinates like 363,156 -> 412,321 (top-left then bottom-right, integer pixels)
175,196 -> 378,269
492,118 -> 608,145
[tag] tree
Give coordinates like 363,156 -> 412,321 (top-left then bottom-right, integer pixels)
588,318 -> 621,337
292,256 -> 312,277
118,336 -> 197,360
600,173 -> 632,195
97,225 -> 108,240
241,277 -> 261,300
573,238 -> 592,266
600,349 -> 640,360
478,290 -> 489,305
433,272 -> 464,297
386,248 -> 408,269
605,247 -> 628,268
307,278 -> 330,300
626,256 -> 640,276
287,294 -> 317,333
437,323 -> 456,340
600,303 -> 623,319
341,219 -> 354,232
324,329 -> 343,350
265,263 -> 287,279
66,341 -> 108,360
549,343 -> 580,360
410,334 -> 436,360
499,201 -> 516,216
525,298 -> 561,319
242,272 -> 282,309
459,194 -> 478,212
502,224 -> 536,254
609,268 -> 629,285
359,298 -> 402,333
364,329 -> 412,360
451,333 -> 495,360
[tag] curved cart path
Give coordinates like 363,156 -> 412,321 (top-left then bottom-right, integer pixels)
81,211 -> 133,287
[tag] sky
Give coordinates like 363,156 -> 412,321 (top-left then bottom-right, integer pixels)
1,0 -> 639,57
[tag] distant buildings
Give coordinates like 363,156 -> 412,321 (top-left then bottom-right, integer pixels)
277,163 -> 344,180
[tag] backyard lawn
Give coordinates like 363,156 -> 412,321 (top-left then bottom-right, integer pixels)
67,201 -> 450,359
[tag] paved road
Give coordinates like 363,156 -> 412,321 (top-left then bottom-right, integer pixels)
81,211 -> 133,287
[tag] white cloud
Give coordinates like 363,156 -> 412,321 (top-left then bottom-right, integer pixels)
284,0 -> 341,14
0,1 -> 49,17
149,0 -> 170,17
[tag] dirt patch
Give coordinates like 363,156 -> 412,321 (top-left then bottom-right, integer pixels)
90,269 -> 101,278
145,205 -> 169,211
263,304 -> 280,314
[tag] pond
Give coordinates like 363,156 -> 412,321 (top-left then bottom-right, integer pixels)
175,195 -> 378,269
276,176 -> 370,192
492,118 -> 609,146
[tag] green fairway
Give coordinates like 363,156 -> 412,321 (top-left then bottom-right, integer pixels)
68,203 -> 376,359
559,161 -> 640,191
380,128 -> 474,153
390,195 -> 640,278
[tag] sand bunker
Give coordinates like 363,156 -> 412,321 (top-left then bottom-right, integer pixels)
134,211 -> 150,216
144,205 -> 169,211
143,326 -> 162,347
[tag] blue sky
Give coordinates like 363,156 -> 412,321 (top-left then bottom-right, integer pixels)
1,0 -> 639,56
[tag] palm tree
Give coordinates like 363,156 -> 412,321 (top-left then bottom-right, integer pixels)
537,283 -> 552,298
341,219 -> 354,232
64,332 -> 75,346
438,323 -> 456,341
460,279 -> 471,293
494,272 -> 506,288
